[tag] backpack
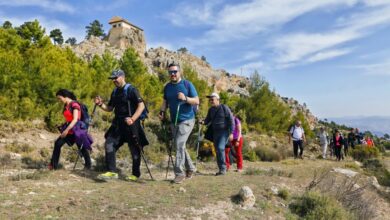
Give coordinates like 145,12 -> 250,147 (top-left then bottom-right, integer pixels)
114,83 -> 149,120
164,80 -> 199,114
69,101 -> 91,129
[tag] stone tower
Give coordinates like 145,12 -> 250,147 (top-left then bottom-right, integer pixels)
107,16 -> 146,58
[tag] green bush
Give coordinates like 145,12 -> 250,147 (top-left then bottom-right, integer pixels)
350,145 -> 379,162
4,143 -> 34,154
255,146 -> 282,162
278,188 -> 290,200
289,191 -> 352,220
244,148 -> 258,162
363,159 -> 390,187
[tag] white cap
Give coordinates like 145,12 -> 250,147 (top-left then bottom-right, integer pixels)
206,92 -> 220,99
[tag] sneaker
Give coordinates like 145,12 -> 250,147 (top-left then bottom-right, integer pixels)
172,175 -> 185,184
185,170 -> 194,179
97,172 -> 118,180
236,169 -> 243,173
125,175 -> 138,182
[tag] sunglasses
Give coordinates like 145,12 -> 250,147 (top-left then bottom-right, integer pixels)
168,70 -> 178,75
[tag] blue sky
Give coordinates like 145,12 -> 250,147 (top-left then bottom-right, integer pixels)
1,0 -> 390,119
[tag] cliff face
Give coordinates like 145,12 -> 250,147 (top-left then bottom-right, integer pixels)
144,47 -> 250,96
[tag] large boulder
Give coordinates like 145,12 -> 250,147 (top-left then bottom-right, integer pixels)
238,186 -> 256,208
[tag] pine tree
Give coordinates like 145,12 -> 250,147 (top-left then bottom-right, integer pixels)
49,29 -> 64,45
85,20 -> 105,39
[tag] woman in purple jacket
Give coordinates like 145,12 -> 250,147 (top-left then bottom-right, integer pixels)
49,89 -> 93,170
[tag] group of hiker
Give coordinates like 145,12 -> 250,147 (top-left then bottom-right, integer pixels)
49,63 -> 244,184
317,127 -> 375,161
50,62 -> 374,182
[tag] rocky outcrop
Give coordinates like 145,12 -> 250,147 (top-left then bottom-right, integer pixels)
69,36 -> 125,62
144,47 -> 250,96
107,26 -> 146,59
280,96 -> 318,129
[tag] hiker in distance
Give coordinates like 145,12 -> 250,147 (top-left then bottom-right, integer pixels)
333,130 -> 344,161
159,63 -> 199,184
288,120 -> 306,159
49,89 -> 93,170
225,114 -> 243,172
317,127 -> 329,159
202,92 -> 235,176
95,69 -> 149,181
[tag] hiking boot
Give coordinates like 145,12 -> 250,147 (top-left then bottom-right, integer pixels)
172,175 -> 185,184
48,164 -> 54,171
185,170 -> 194,179
215,171 -> 226,176
97,172 -> 118,180
125,175 -> 138,182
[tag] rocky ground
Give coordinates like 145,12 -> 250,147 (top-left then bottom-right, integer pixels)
1,122 -> 390,219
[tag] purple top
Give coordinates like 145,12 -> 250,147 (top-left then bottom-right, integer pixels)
233,117 -> 241,140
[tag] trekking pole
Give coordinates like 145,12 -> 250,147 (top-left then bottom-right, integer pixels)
73,103 -> 97,170
128,101 -> 154,180
165,103 -> 182,179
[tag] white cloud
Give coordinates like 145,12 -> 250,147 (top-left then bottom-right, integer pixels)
166,0 -> 222,27
181,0 -> 360,45
91,0 -> 130,12
348,60 -> 390,75
0,0 -> 75,13
272,5 -> 390,66
230,60 -> 265,75
306,48 -> 353,63
272,31 -> 359,64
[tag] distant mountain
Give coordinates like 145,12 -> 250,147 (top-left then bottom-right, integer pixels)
327,116 -> 390,137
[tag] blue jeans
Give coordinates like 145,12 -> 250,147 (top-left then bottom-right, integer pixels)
213,130 -> 229,172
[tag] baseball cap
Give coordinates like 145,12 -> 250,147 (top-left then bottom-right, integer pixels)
206,92 -> 220,99
108,69 -> 125,79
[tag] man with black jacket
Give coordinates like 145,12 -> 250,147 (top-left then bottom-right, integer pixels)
95,69 -> 149,181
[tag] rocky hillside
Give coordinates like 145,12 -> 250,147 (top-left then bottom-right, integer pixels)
69,36 -> 317,128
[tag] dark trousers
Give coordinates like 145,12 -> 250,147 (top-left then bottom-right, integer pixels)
335,146 -> 342,161
105,135 -> 141,177
293,140 -> 304,158
50,137 -> 91,169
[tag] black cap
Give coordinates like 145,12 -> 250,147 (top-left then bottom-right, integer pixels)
108,69 -> 125,79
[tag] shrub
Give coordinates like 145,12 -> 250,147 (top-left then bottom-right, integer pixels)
289,191 -> 352,220
350,145 -> 379,162
93,153 -> 106,172
10,170 -> 49,181
278,188 -> 290,200
255,147 -> 281,162
4,143 -> 34,154
244,148 -> 258,162
0,153 -> 12,166
363,159 -> 390,187
21,156 -> 46,169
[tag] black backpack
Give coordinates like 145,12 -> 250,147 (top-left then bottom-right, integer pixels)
113,83 -> 149,120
